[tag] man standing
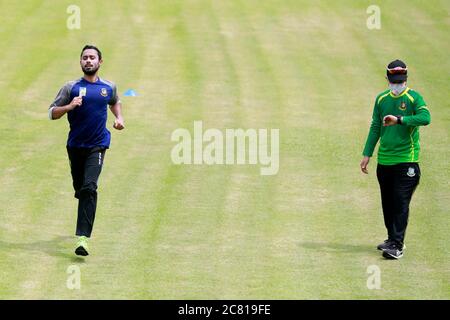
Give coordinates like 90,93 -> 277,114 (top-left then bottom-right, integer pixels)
360,59 -> 430,259
49,45 -> 124,256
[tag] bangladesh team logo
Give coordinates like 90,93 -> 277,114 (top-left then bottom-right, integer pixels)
399,102 -> 406,111
100,88 -> 108,97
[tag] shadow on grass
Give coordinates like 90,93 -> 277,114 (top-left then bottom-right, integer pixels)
0,235 -> 86,263
298,241 -> 376,254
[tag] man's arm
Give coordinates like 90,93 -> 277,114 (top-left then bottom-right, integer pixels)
50,97 -> 83,119
383,108 -> 430,127
107,82 -> 124,130
109,102 -> 124,130
49,81 -> 80,120
383,93 -> 430,127
401,105 -> 430,126
361,99 -> 381,174
362,100 -> 381,157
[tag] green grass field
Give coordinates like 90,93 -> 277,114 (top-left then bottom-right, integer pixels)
0,0 -> 448,299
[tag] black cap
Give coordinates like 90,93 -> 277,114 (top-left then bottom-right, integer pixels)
386,59 -> 407,82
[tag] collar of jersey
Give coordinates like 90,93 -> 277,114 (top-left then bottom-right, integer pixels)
390,87 -> 410,98
81,76 -> 100,84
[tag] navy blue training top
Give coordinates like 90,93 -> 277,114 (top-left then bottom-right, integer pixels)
49,77 -> 119,148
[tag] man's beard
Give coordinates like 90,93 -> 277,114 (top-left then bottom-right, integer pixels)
82,65 -> 99,76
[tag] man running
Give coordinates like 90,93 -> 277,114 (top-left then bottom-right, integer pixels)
49,45 -> 124,256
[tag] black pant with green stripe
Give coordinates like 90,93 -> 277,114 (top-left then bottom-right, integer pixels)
67,146 -> 106,238
376,163 -> 420,246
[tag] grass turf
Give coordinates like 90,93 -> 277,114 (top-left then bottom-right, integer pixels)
0,0 -> 448,299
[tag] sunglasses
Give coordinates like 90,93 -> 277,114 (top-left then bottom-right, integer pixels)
387,66 -> 407,74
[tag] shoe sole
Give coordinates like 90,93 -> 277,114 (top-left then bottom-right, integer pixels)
382,251 -> 403,259
377,244 -> 406,251
75,246 -> 89,256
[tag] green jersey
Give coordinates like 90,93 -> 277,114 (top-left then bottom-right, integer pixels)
363,87 -> 431,165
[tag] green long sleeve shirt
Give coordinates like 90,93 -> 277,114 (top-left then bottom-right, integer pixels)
363,87 -> 431,165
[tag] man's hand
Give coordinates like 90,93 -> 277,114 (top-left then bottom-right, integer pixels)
68,96 -> 83,110
383,115 -> 398,126
360,156 -> 370,174
113,117 -> 125,130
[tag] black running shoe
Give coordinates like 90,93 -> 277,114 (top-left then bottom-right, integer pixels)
382,243 -> 404,259
378,239 -> 406,251
75,236 -> 89,256
377,239 -> 393,251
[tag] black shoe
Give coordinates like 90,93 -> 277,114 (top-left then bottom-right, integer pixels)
382,243 -> 404,259
377,239 -> 406,251
75,246 -> 89,256
74,236 -> 89,256
377,239 -> 393,251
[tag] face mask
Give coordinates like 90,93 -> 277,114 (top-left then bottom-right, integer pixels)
389,82 -> 406,95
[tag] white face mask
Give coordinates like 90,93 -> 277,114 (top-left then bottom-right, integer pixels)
389,82 -> 407,95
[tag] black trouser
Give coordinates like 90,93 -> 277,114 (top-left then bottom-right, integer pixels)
376,163 -> 420,245
67,146 -> 106,238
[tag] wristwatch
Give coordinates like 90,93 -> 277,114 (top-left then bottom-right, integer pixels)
396,115 -> 403,125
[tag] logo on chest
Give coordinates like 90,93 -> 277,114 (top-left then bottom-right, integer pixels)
100,88 -> 108,97
399,101 -> 406,111
79,87 -> 87,97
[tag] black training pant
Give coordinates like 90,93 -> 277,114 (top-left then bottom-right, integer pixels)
67,146 -> 106,238
376,163 -> 420,245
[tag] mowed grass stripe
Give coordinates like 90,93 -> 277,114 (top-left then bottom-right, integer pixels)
223,1 -> 356,298
249,2 -> 357,298
179,0 -> 287,299
111,4 -> 196,298
120,1 -> 211,298
229,0 -> 313,298
123,0 -> 280,298
0,2 -> 84,298
130,1 -> 250,298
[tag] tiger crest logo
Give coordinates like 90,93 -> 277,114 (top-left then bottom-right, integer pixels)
399,102 -> 406,111
100,88 -> 108,97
